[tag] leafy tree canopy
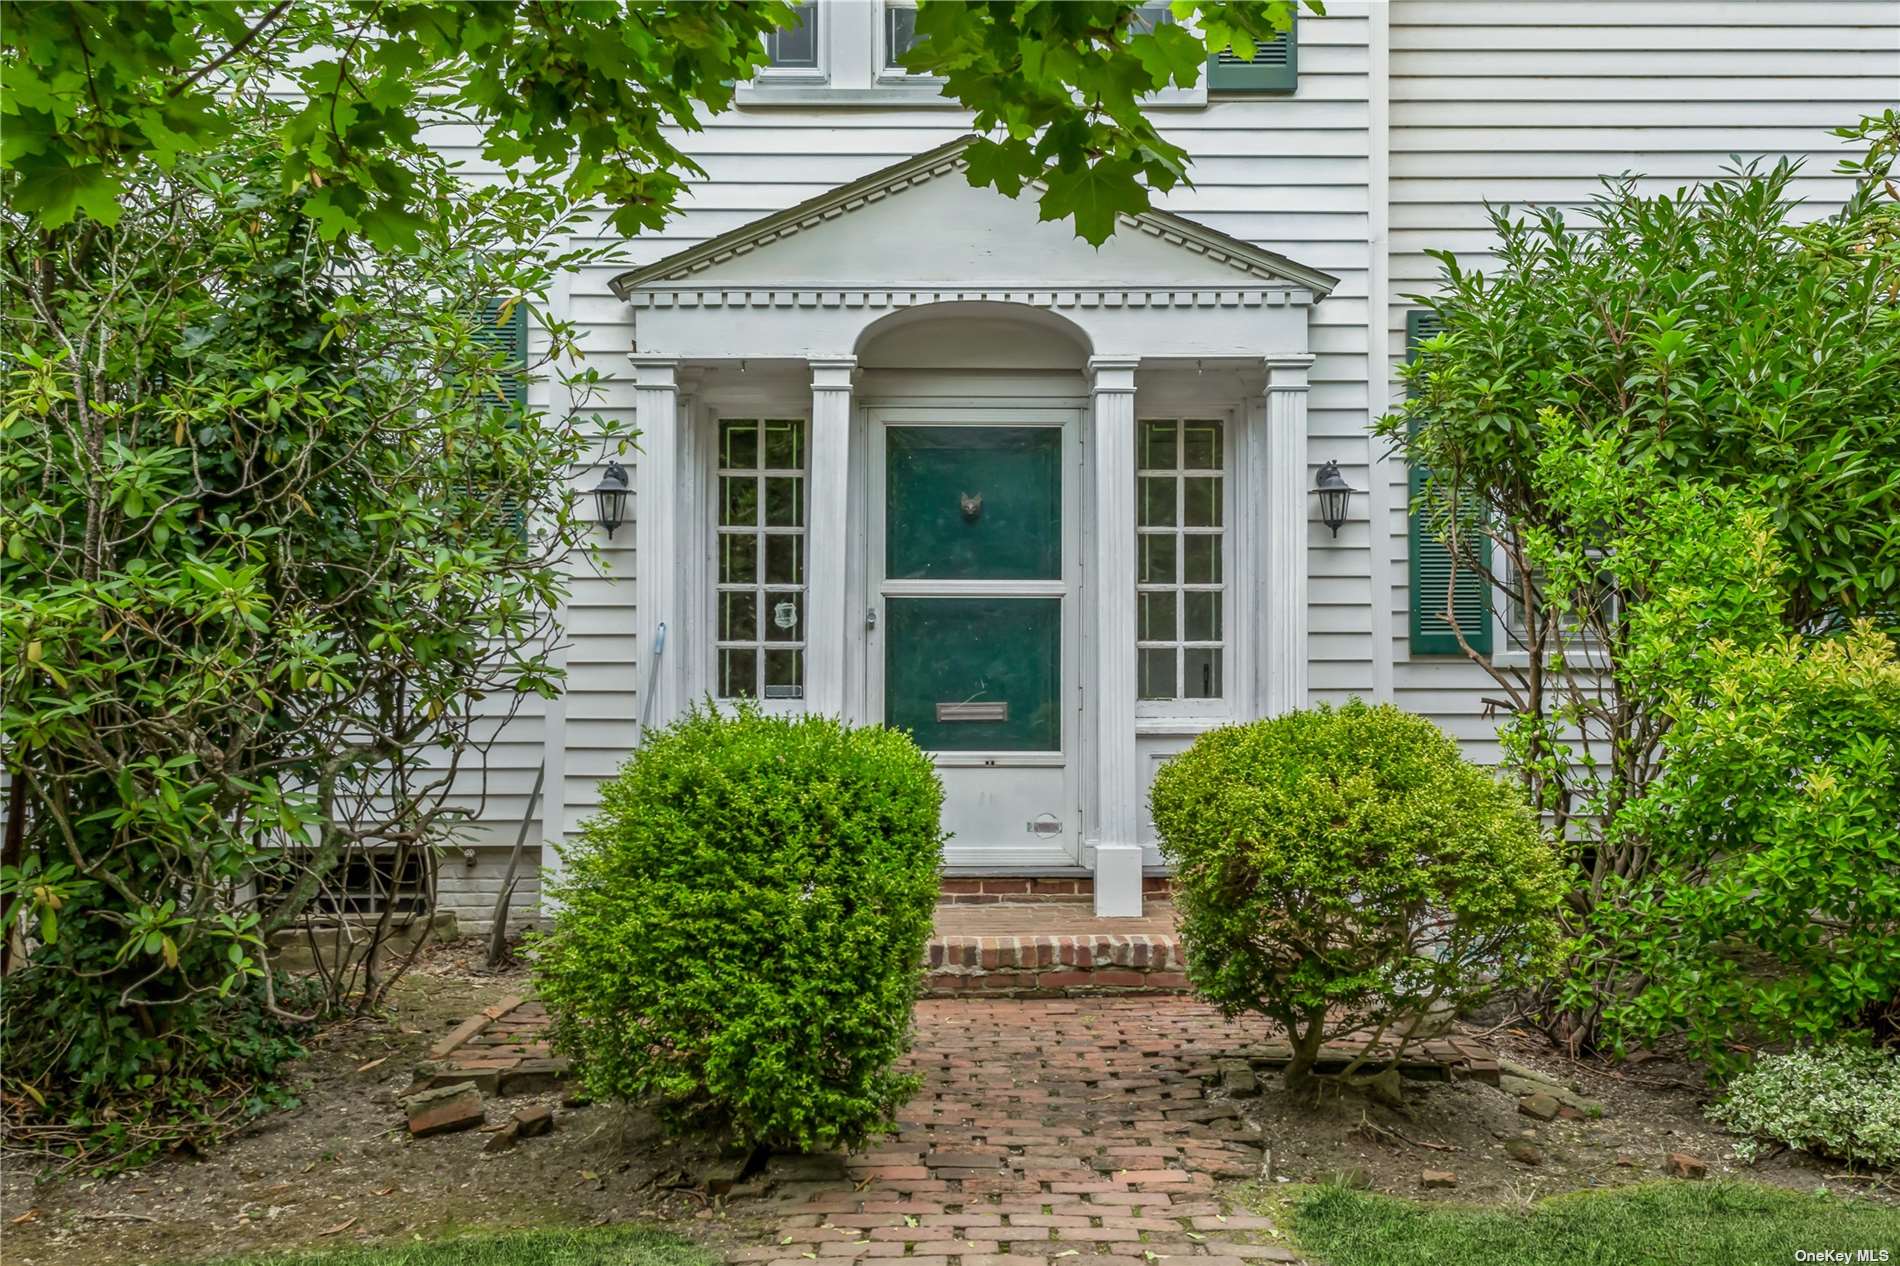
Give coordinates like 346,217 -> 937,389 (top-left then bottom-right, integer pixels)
0,54 -> 614,1171
1382,131 -> 1900,633
2,0 -> 1316,247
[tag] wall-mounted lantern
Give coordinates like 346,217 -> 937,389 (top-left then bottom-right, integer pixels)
591,459 -> 630,539
1315,460 -> 1357,538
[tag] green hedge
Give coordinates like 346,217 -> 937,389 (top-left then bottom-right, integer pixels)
1152,702 -> 1564,1090
534,705 -> 944,1152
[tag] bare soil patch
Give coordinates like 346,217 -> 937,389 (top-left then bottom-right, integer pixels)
1234,1022 -> 1898,1207
0,942 -> 767,1266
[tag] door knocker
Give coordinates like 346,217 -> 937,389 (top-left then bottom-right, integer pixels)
958,491 -> 983,523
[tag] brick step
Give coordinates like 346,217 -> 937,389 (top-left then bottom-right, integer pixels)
938,875 -> 1175,906
924,932 -> 1188,997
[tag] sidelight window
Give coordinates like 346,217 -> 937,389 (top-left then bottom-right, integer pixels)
715,418 -> 807,700
1136,418 -> 1226,701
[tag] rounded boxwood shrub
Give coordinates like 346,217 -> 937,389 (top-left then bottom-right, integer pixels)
1151,701 -> 1565,1092
534,704 -> 944,1152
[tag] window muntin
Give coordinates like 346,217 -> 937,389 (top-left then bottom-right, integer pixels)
716,419 -> 806,700
1136,419 -> 1225,701
764,1 -> 819,69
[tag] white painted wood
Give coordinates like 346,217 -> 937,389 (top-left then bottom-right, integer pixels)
1094,839 -> 1145,919
536,605 -> 571,902
631,359 -> 683,728
1088,358 -> 1143,918
425,0 -> 1900,919
806,358 -> 856,716
1263,356 -> 1313,716
1364,1 -> 1396,706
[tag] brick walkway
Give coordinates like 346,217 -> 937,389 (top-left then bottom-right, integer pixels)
730,997 -> 1304,1266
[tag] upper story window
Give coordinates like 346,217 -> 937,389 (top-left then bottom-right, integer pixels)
1130,3 -> 1175,34
741,0 -> 1292,105
882,1 -> 922,71
764,1 -> 820,69
1136,418 -> 1227,703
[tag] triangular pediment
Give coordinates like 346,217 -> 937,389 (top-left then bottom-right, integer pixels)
610,136 -> 1337,298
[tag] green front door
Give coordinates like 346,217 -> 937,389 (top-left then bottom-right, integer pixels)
882,426 -> 1064,753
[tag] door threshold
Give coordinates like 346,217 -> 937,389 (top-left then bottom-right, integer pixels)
941,863 -> 1091,877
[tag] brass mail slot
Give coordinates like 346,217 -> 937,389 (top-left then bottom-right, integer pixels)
936,701 -> 1008,723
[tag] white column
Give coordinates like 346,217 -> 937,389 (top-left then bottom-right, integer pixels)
1263,354 -> 1314,717
805,358 -> 855,717
632,357 -> 683,728
1089,357 -> 1143,918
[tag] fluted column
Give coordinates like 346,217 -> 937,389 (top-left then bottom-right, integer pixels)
632,357 -> 683,728
1089,356 -> 1143,917
805,357 -> 855,716
1262,354 -> 1313,717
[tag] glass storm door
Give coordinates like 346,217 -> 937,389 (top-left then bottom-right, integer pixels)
871,418 -> 1077,864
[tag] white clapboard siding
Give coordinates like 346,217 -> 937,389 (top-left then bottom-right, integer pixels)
435,0 -> 1900,881
1382,0 -> 1900,749
516,3 -> 1383,854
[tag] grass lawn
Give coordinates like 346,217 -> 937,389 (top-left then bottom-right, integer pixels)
205,1225 -> 718,1266
1290,1180 -> 1900,1266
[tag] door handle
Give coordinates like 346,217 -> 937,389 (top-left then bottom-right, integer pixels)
866,606 -> 878,631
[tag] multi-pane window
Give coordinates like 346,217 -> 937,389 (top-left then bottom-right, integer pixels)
1507,553 -> 1618,652
716,419 -> 807,700
764,1 -> 818,68
883,1 -> 922,70
1136,419 -> 1225,701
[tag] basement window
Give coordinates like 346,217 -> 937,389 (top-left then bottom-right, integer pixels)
261,849 -> 434,919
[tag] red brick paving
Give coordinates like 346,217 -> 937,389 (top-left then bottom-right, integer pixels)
416,996 -> 569,1093
733,997 -> 1306,1266
424,996 -> 1501,1266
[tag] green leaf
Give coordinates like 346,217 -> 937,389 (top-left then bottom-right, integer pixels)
963,137 -> 1035,200
10,160 -> 123,229
1038,159 -> 1147,246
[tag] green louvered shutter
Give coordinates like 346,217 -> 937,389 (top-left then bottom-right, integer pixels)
476,296 -> 529,538
1206,21 -> 1297,94
1406,310 -> 1492,656
475,296 -> 528,408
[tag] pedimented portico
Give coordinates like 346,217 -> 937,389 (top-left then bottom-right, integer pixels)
606,136 -> 1334,917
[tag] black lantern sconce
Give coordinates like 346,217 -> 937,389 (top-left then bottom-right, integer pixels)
1314,460 -> 1357,538
590,459 -> 630,539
